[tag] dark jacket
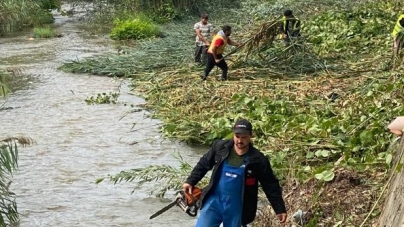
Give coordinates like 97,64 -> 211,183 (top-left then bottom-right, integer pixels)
185,139 -> 286,225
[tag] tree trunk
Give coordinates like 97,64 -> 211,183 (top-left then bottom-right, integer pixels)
378,138 -> 404,227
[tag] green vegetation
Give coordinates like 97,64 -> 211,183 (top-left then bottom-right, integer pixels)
110,15 -> 161,40
33,26 -> 56,38
64,0 -> 404,225
85,92 -> 119,104
0,137 -> 33,226
0,69 -> 11,97
1,69 -> 34,225
79,0 -> 236,34
0,0 -> 60,36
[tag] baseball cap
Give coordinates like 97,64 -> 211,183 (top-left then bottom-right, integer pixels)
233,119 -> 253,134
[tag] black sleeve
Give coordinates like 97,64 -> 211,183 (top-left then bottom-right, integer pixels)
399,18 -> 404,27
257,155 -> 287,214
185,140 -> 220,186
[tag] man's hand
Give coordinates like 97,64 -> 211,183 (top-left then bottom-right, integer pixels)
182,183 -> 193,194
205,41 -> 210,46
215,58 -> 222,63
277,213 -> 287,223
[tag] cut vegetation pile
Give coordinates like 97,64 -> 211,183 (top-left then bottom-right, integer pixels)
61,0 -> 404,226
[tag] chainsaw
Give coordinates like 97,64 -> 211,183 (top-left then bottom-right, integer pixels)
149,187 -> 202,219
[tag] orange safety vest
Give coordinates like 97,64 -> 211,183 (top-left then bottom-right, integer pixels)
207,34 -> 227,54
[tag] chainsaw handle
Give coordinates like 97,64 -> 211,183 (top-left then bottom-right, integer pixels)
185,193 -> 198,217
176,190 -> 200,217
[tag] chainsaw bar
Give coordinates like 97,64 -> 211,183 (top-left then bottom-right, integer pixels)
149,199 -> 178,219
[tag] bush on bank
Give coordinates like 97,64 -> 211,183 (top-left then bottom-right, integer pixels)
110,15 -> 162,40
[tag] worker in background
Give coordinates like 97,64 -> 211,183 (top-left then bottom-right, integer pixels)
392,14 -> 404,69
194,13 -> 214,65
279,9 -> 301,45
201,25 -> 240,81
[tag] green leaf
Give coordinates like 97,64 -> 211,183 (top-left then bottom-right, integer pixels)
315,170 -> 335,182
385,154 -> 393,165
315,150 -> 330,158
306,152 -> 315,159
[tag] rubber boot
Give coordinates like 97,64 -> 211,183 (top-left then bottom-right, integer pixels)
221,70 -> 228,81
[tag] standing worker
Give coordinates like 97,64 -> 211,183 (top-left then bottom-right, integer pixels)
201,25 -> 240,81
194,13 -> 214,65
392,14 -> 404,68
182,119 -> 288,227
279,9 -> 301,44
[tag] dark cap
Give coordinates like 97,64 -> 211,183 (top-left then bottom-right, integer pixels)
233,119 -> 253,134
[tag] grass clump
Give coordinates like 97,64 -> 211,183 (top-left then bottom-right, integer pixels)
33,26 -> 56,38
110,15 -> 161,40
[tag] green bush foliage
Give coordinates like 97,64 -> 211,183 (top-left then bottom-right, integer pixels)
109,15 -> 161,40
38,0 -> 61,10
304,1 -> 395,55
148,2 -> 181,24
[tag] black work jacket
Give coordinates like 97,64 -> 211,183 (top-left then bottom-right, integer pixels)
185,139 -> 286,225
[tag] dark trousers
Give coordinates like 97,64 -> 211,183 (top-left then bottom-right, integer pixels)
203,53 -> 228,80
195,45 -> 208,64
393,37 -> 402,69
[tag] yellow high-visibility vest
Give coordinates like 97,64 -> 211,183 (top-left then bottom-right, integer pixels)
392,14 -> 404,38
281,16 -> 300,33
207,34 -> 227,54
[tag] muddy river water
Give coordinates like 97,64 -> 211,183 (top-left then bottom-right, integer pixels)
1,8 -> 202,227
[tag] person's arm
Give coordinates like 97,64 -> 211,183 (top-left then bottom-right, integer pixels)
195,28 -> 210,46
183,140 -> 218,192
258,155 -> 287,223
228,37 -> 241,47
279,21 -> 285,34
280,18 -> 289,38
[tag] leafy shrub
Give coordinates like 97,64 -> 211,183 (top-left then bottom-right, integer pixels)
149,2 -> 181,24
38,0 -> 61,10
109,15 -> 161,40
36,12 -> 55,24
304,1 -> 395,55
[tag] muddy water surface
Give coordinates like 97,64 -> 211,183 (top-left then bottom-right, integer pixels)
1,8 -> 202,227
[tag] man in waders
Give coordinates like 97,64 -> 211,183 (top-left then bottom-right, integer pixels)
182,119 -> 287,227
201,25 -> 240,81
194,13 -> 214,65
279,9 -> 301,45
392,14 -> 404,69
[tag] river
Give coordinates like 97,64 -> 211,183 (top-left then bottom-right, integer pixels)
1,6 -> 202,227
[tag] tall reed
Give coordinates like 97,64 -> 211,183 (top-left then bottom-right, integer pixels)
0,0 -> 58,35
